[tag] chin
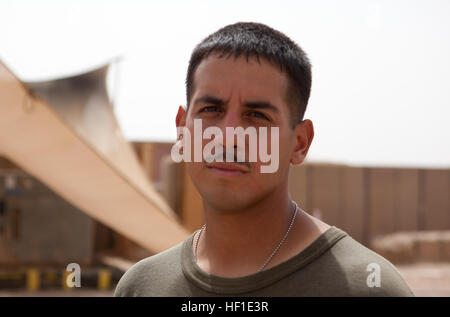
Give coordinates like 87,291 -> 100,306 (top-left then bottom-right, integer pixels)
204,198 -> 253,213
189,166 -> 283,211
199,185 -> 267,213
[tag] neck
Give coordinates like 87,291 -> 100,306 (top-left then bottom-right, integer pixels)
196,186 -> 297,277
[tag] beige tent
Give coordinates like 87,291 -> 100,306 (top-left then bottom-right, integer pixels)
0,61 -> 189,253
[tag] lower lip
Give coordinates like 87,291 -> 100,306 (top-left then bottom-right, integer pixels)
207,167 -> 246,177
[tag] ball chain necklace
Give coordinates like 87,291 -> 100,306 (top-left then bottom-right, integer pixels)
193,201 -> 299,273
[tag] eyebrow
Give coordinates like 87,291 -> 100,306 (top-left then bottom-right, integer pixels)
243,101 -> 279,113
193,95 -> 226,107
193,94 -> 279,113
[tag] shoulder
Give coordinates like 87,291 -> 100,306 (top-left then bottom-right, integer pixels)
113,239 -> 185,297
329,233 -> 415,297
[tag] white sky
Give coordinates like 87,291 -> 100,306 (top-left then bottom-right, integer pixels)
1,0 -> 449,168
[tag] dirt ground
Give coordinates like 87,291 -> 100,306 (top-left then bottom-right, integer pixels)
396,262 -> 450,296
0,289 -> 115,297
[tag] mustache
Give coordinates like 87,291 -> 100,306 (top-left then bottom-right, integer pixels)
203,149 -> 251,167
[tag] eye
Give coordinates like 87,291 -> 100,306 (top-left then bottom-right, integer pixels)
199,106 -> 219,113
248,111 -> 269,121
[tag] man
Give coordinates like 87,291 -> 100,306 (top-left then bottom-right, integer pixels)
114,22 -> 414,296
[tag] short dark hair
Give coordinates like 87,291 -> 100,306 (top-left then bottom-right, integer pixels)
185,22 -> 312,126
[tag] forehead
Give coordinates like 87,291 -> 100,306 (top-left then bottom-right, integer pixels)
192,52 -> 289,105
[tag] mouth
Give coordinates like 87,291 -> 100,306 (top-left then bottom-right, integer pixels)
205,162 -> 249,176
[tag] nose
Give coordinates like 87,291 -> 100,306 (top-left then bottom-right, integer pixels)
219,104 -> 242,129
215,105 -> 249,162
217,105 -> 242,147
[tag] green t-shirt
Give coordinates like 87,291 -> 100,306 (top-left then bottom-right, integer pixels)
114,226 -> 414,296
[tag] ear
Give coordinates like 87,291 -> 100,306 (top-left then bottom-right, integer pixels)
290,119 -> 314,165
175,105 -> 187,138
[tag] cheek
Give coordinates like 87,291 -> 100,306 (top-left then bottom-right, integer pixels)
256,128 -> 292,170
186,161 -> 203,177
277,125 -> 296,153
181,125 -> 196,162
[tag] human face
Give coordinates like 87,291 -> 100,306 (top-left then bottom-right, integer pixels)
178,52 -> 311,212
